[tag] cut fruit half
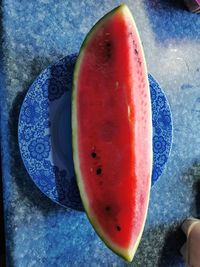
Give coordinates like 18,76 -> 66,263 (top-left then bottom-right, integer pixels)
72,4 -> 152,262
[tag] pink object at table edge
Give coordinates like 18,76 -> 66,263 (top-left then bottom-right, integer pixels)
185,0 -> 200,12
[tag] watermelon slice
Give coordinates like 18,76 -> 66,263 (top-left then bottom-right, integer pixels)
72,4 -> 152,262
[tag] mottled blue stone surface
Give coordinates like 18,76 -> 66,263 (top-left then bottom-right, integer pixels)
1,0 -> 200,266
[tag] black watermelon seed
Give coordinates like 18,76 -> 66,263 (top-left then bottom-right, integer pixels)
96,168 -> 102,175
134,49 -> 138,55
116,225 -> 121,231
105,41 -> 111,59
91,152 -> 96,158
105,206 -> 111,211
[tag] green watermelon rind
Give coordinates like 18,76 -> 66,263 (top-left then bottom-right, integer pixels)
72,4 -> 152,262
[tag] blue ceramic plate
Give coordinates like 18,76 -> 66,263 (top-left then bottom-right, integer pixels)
18,54 -> 172,211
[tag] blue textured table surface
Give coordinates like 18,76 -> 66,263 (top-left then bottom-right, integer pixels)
1,0 -> 200,266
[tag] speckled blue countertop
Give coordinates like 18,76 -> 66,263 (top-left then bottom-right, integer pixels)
1,0 -> 200,266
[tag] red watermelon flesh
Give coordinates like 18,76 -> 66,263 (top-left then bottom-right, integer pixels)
72,4 -> 152,262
